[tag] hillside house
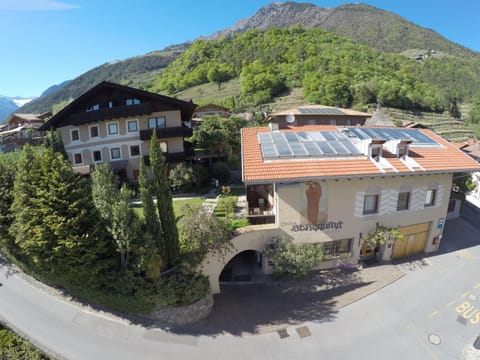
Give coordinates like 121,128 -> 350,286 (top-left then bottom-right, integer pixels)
265,105 -> 371,128
0,112 -> 50,152
39,81 -> 196,182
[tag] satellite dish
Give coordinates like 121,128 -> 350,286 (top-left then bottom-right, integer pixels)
286,112 -> 295,123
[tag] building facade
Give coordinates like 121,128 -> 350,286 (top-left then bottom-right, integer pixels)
0,112 -> 50,152
265,105 -> 371,128
199,124 -> 480,293
40,81 -> 196,182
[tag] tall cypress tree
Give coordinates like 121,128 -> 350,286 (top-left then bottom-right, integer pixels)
149,131 -> 179,266
138,157 -> 162,250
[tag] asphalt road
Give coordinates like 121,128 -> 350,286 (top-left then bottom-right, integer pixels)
1,217 -> 479,360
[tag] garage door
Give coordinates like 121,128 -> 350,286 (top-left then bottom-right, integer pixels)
392,222 -> 430,259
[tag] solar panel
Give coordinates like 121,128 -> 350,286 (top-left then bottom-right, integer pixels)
276,142 -> 293,157
317,142 -> 336,155
298,108 -> 345,115
303,142 -> 323,156
346,127 -> 439,146
259,130 -> 364,159
261,142 -> 277,158
289,142 -> 308,156
258,132 -> 273,143
271,132 -> 286,142
284,132 -> 299,142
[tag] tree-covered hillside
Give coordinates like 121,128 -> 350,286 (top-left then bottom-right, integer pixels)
151,27 -> 480,113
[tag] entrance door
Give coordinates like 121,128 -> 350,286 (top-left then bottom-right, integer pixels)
392,222 -> 430,259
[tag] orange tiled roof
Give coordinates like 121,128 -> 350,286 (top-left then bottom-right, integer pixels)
241,125 -> 480,183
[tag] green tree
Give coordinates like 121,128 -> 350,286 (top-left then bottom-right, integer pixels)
207,63 -> 234,89
178,204 -> 230,267
169,163 -> 194,192
150,131 -> 179,266
91,164 -> 140,269
9,147 -> 113,285
263,237 -> 324,278
468,95 -> 480,124
43,130 -> 67,160
0,152 -> 20,254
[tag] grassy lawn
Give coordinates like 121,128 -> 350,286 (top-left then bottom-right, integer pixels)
132,197 -> 206,220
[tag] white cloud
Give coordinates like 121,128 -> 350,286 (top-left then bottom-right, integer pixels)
0,0 -> 80,11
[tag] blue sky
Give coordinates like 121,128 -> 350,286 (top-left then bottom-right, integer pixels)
0,0 -> 478,97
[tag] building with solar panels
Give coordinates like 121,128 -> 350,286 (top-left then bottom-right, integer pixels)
198,123 -> 480,294
265,104 -> 371,128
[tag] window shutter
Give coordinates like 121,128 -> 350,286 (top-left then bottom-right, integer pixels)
354,192 -> 365,217
411,186 -> 426,211
379,189 -> 395,215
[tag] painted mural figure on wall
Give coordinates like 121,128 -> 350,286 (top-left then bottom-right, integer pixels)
302,181 -> 328,224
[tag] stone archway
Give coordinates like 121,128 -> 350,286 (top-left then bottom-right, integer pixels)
200,226 -> 287,294
219,249 -> 263,283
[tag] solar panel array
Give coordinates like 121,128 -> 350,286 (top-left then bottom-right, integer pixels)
258,131 -> 362,159
345,127 -> 439,146
298,108 -> 345,115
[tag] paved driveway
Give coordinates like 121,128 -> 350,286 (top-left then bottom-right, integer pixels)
0,217 -> 479,359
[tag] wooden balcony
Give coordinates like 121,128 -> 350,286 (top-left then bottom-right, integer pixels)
140,126 -> 193,140
67,102 -> 153,126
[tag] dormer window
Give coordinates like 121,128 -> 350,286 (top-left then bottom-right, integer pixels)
397,140 -> 412,159
369,140 -> 385,162
126,98 -> 141,106
86,104 -> 100,112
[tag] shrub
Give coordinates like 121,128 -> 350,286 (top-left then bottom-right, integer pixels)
263,236 -> 324,278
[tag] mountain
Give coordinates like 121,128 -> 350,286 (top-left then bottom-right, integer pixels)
18,2 -> 479,115
20,44 -> 188,114
0,96 -> 18,123
207,2 -> 476,57
40,80 -> 72,98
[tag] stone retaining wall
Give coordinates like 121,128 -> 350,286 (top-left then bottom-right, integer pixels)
149,292 -> 214,326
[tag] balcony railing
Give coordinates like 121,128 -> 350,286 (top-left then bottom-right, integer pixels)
68,103 -> 153,125
140,126 -> 193,140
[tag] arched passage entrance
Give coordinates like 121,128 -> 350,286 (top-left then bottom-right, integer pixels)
199,227 -> 287,294
219,250 -> 263,283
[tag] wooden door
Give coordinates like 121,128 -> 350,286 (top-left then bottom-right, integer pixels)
392,222 -> 430,259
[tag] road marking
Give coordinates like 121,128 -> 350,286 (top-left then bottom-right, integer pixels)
455,301 -> 480,325
428,310 -> 440,319
405,323 -> 439,360
446,300 -> 456,308
474,283 -> 480,289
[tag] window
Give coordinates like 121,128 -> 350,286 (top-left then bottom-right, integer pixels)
126,98 -> 141,106
148,116 -> 166,129
92,150 -> 102,162
370,145 -> 382,161
127,120 -> 138,132
130,145 -> 141,157
108,122 -> 118,135
110,147 -> 121,160
363,194 -> 379,215
323,239 -> 352,259
89,125 -> 99,138
398,144 -> 409,158
425,189 -> 437,207
71,129 -> 80,142
397,192 -> 410,211
86,104 -> 100,112
73,153 -> 83,164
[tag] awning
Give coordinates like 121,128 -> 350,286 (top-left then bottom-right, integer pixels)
109,160 -> 128,170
